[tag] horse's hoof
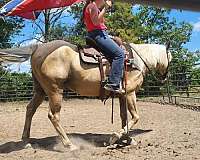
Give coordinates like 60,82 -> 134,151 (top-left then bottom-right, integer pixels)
106,144 -> 118,150
109,132 -> 121,145
69,144 -> 79,151
121,135 -> 138,146
131,138 -> 138,146
22,138 -> 32,149
24,143 -> 33,149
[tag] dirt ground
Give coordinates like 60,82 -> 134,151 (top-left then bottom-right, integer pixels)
0,99 -> 199,160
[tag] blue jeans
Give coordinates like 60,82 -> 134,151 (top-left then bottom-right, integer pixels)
87,30 -> 125,86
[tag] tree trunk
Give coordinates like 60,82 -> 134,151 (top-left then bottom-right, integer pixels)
44,9 -> 50,42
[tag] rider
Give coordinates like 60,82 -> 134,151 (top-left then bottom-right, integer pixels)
83,0 -> 125,94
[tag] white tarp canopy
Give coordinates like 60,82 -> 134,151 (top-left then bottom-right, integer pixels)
119,0 -> 200,12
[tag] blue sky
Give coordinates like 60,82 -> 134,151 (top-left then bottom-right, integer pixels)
13,7 -> 200,50
131,5 -> 200,52
169,10 -> 200,51
10,7 -> 200,72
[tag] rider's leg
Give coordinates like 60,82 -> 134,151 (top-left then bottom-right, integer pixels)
87,30 -> 125,93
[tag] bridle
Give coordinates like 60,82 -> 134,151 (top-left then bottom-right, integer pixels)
129,43 -> 171,83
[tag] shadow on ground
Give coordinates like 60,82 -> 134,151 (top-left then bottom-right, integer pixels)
0,128 -> 152,153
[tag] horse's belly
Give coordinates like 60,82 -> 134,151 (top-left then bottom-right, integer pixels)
66,81 -> 101,97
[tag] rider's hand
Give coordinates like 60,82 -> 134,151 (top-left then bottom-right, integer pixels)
105,0 -> 112,8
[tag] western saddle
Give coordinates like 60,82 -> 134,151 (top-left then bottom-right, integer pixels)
78,36 -> 135,100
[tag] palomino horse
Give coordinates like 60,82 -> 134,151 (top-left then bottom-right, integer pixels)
0,40 -> 172,150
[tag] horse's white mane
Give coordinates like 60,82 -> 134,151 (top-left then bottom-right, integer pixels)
129,43 -> 171,74
130,43 -> 166,61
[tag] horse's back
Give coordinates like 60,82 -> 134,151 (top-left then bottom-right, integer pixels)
32,40 -> 76,59
31,40 -> 78,88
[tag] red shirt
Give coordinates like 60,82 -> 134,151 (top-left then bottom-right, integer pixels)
84,3 -> 107,32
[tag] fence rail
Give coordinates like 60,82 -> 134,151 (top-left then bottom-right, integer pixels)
0,62 -> 199,107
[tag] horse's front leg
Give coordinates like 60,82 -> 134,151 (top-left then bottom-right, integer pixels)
109,92 -> 139,145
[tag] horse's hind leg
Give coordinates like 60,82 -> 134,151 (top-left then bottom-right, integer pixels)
47,90 -> 77,150
22,76 -> 45,140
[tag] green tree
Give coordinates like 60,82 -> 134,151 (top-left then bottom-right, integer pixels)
68,2 -> 142,44
68,3 -> 193,48
67,3 -> 87,45
0,72 -> 33,101
33,8 -> 70,42
191,51 -> 200,85
0,1 -> 24,78
0,1 -> 24,49
105,2 -> 142,43
135,7 -> 192,46
132,6 -> 194,95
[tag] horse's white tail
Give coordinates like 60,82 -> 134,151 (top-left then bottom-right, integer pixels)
0,44 -> 38,63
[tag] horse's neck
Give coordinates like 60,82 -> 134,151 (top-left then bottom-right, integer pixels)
130,43 -> 159,74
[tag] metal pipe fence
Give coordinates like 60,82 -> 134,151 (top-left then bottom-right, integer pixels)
137,61 -> 200,107
0,62 -> 199,107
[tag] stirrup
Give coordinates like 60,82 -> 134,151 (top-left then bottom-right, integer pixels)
104,84 -> 125,94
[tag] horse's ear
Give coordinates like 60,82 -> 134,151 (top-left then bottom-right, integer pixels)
166,42 -> 170,51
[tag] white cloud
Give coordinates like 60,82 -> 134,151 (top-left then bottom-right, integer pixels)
193,21 -> 200,32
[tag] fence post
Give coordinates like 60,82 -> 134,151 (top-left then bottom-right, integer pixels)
166,72 -> 172,103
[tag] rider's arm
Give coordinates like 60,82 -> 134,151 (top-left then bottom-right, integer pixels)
88,4 -> 106,26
